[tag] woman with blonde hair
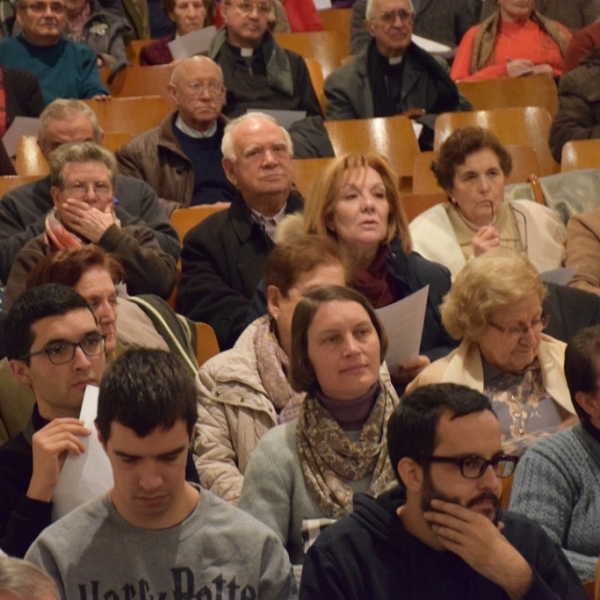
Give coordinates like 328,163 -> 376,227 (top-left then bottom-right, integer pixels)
407,249 -> 576,454
303,152 -> 456,384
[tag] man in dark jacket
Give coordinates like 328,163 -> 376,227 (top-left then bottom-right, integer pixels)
300,383 -> 587,600
177,112 -> 302,350
0,99 -> 180,284
331,0 -> 471,150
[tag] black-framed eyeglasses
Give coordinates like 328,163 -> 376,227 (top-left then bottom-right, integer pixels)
425,454 -> 519,479
20,334 -> 107,365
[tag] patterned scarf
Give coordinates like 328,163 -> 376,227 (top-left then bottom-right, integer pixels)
44,209 -> 84,250
254,315 -> 305,423
471,9 -> 570,74
296,383 -> 398,518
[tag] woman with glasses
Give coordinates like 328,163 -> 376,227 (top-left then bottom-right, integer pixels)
140,0 -> 215,65
407,249 -> 576,455
409,127 -> 566,279
239,285 -> 399,569
4,141 -> 177,308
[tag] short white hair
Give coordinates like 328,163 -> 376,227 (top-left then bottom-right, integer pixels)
366,0 -> 414,19
0,556 -> 60,600
221,112 -> 293,161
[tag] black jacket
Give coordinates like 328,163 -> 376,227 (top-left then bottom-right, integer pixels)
300,486 -> 587,600
177,191 -> 304,350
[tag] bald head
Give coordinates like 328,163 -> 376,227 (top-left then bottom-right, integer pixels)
168,56 -> 226,132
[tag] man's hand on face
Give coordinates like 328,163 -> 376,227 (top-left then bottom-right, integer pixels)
27,418 -> 91,503
60,198 -> 117,243
423,499 -> 534,600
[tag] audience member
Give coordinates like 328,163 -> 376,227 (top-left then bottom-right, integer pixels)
279,0 -> 322,31
116,56 -> 235,215
195,236 -> 347,504
177,112 -> 303,350
208,0 -> 333,158
549,50 -> 600,163
300,383 -> 587,599
63,0 -> 132,69
0,0 -> 109,103
26,348 -> 293,600
407,250 -> 575,455
239,286 -> 399,566
0,66 -> 45,134
565,207 -> 600,298
0,284 -> 105,557
303,152 -> 457,386
480,0 -> 600,33
562,20 -> 600,73
350,0 -> 476,57
510,325 -> 600,581
0,99 -> 180,285
410,127 -> 566,278
326,0 -> 471,151
0,555 -> 59,600
5,142 -> 177,306
140,0 -> 214,65
450,0 -> 571,81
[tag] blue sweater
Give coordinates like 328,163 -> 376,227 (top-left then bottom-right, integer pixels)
0,35 -> 108,103
509,422 -> 600,581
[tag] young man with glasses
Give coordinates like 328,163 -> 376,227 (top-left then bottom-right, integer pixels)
207,0 -> 334,158
0,0 -> 108,103
116,56 -> 236,216
4,141 -> 177,308
0,284 -> 105,558
325,0 -> 471,150
300,383 -> 586,599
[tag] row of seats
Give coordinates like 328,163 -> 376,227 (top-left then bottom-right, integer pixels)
15,105 -> 590,199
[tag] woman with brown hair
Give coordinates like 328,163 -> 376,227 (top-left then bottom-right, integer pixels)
239,285 -> 399,566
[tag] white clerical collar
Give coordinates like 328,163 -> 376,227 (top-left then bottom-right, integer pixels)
175,115 -> 218,138
388,55 -> 403,65
240,47 -> 254,57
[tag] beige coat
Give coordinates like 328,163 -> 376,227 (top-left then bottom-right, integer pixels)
194,317 -> 292,505
406,334 -> 574,415
566,207 -> 600,297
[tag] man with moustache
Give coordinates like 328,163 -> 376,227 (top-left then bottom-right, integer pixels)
300,383 -> 586,600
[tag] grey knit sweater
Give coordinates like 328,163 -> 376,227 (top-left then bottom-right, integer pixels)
509,423 -> 600,581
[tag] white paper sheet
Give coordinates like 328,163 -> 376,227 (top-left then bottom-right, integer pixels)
540,266 -> 577,287
2,116 -> 39,157
411,34 -> 452,55
376,285 -> 429,370
51,386 -> 114,521
168,25 -> 217,59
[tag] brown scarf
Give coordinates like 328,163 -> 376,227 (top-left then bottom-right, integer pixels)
254,315 -> 305,423
471,9 -> 570,74
295,382 -> 398,519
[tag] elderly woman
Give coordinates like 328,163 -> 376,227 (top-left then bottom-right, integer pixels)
303,152 -> 456,383
4,141 -> 176,308
239,285 -> 399,566
410,127 -> 566,279
64,0 -> 133,68
450,0 -> 571,81
407,249 -> 576,455
140,0 -> 215,65
195,235 -> 347,504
